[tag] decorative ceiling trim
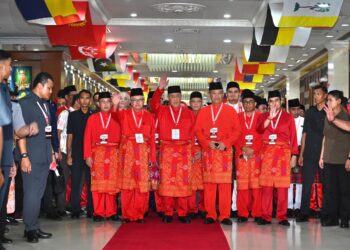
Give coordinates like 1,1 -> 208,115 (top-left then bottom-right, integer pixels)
152,3 -> 206,13
108,18 -> 252,27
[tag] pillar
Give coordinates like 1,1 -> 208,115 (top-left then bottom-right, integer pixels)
285,71 -> 301,100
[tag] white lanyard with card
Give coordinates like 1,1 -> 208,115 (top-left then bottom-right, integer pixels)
269,110 -> 282,145
37,101 -> 52,138
170,106 -> 182,140
132,109 -> 144,143
244,111 -> 255,145
99,112 -> 111,144
210,103 -> 223,139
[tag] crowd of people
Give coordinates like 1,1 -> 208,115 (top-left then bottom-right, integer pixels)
1,49 -> 350,249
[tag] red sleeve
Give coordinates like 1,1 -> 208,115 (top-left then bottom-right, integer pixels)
256,112 -> 268,134
149,114 -> 157,162
84,116 -> 93,159
222,110 -> 241,148
150,88 -> 164,115
289,115 -> 299,155
194,110 -> 211,150
111,108 -> 125,125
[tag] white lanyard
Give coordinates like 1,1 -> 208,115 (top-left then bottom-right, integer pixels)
270,110 -> 282,130
169,106 -> 182,126
132,109 -> 143,129
99,112 -> 111,130
244,111 -> 255,130
36,101 -> 49,125
211,103 -> 223,125
155,119 -> 159,128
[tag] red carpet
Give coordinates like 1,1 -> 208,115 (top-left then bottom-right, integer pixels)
103,215 -> 230,250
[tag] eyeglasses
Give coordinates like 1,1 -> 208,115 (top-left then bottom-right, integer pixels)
243,100 -> 255,104
131,98 -> 144,102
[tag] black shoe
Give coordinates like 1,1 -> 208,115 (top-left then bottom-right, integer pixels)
71,212 -> 80,219
279,220 -> 290,227
198,211 -> 206,219
26,230 -> 38,243
254,217 -> 262,223
46,213 -> 62,221
1,237 -> 13,244
162,216 -> 173,223
257,219 -> 271,225
136,219 -> 145,224
287,209 -> 294,218
322,218 -> 339,227
340,220 -> 349,228
294,209 -> 301,217
178,216 -> 190,224
122,218 -> 131,224
230,211 -> 238,218
157,212 -> 165,218
58,211 -> 67,217
86,212 -> 93,218
221,218 -> 232,225
108,215 -> 120,221
204,217 -> 215,224
188,212 -> 198,220
237,217 -> 248,223
6,217 -> 19,226
93,216 -> 103,222
296,214 -> 309,222
144,212 -> 148,218
36,229 -> 52,239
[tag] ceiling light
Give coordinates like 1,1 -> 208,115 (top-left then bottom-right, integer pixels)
341,24 -> 349,27
13,59 -> 18,62
172,70 -> 178,73
33,48 -> 39,51
288,64 -> 294,67
289,57 -> 294,60
213,70 -> 218,73
223,39 -> 232,43
132,69 -> 137,72
165,38 -> 173,43
126,62 -> 132,65
274,74 -> 279,77
270,77 -> 275,80
326,35 -> 334,38
310,47 -> 317,50
130,13 -> 138,17
282,68 -> 288,71
302,53 -> 308,57
223,14 -> 231,19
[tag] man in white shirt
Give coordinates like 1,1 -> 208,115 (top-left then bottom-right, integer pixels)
287,98 -> 304,218
56,94 -> 80,214
226,81 -> 243,218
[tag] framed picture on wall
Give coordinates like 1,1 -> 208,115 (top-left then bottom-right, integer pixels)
10,66 -> 32,91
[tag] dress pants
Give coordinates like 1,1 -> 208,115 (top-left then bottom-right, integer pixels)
92,192 -> 116,217
288,184 -> 303,209
237,188 -> 262,218
163,196 -> 188,217
188,190 -> 205,213
22,163 -> 49,231
71,160 -> 93,215
261,187 -> 288,222
323,163 -> 350,221
204,183 -> 232,221
0,166 -> 11,238
154,191 -> 164,213
121,189 -> 149,221
56,153 -> 71,212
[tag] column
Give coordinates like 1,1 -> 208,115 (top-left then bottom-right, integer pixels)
326,40 -> 349,96
285,71 -> 301,100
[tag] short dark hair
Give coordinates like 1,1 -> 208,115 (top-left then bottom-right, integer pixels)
93,92 -> 99,99
0,50 -> 11,61
72,94 -> 79,105
31,72 -> 54,89
313,84 -> 328,94
79,89 -> 92,98
328,90 -> 344,100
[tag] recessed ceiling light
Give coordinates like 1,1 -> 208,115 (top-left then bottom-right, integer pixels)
341,24 -> 349,27
274,74 -> 279,77
130,13 -> 138,17
213,70 -> 218,73
132,69 -> 137,72
326,35 -> 334,38
223,14 -> 231,19
223,39 -> 232,43
290,57 -> 294,60
165,38 -> 173,43
282,68 -> 288,71
172,70 -> 178,73
310,47 -> 317,50
33,48 -> 39,51
288,64 -> 294,67
270,77 -> 275,80
302,53 -> 308,57
13,59 -> 18,62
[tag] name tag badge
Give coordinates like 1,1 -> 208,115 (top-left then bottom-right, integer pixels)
245,135 -> 253,145
135,133 -> 144,144
172,129 -> 180,140
194,137 -> 199,146
100,134 -> 108,144
155,133 -> 159,144
45,125 -> 52,138
269,134 -> 277,145
210,127 -> 218,139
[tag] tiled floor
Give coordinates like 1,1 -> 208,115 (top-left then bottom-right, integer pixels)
4,217 -> 350,250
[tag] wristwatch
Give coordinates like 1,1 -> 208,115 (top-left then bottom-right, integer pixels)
20,153 -> 29,158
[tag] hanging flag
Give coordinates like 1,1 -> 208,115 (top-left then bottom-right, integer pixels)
69,42 -> 118,60
244,30 -> 289,63
234,62 -> 264,83
119,55 -> 129,73
15,0 -> 84,26
254,5 -> 311,46
46,2 -> 105,46
237,57 -> 276,75
133,72 -> 140,86
127,65 -> 133,78
236,82 -> 257,90
87,55 -> 118,72
270,0 -> 343,28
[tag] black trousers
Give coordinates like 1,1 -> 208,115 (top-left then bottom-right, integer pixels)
14,162 -> 23,214
41,171 -> 57,215
300,158 -> 323,216
71,160 -> 93,214
0,167 -> 11,238
323,163 -> 350,221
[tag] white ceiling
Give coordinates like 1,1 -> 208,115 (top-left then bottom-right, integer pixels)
0,0 -> 350,93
